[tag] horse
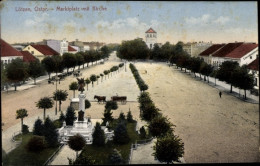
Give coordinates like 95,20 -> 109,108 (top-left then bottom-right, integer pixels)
94,95 -> 106,104
111,96 -> 127,104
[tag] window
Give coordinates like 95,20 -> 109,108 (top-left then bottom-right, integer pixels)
28,47 -> 30,50
31,51 -> 34,54
250,56 -> 252,59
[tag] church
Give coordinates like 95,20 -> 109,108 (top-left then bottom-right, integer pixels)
145,28 -> 157,49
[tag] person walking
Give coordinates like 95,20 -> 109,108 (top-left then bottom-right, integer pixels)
219,91 -> 222,98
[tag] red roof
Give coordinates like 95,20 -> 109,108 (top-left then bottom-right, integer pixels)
199,44 -> 225,56
225,43 -> 258,59
1,39 -> 23,57
212,42 -> 243,57
145,28 -> 156,33
247,57 -> 259,71
30,45 -> 59,56
68,45 -> 77,52
20,51 -> 36,62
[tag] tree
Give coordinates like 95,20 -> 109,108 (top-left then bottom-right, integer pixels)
161,42 -> 174,60
148,116 -> 175,137
233,65 -> 254,99
41,56 -> 55,80
43,117 -> 59,147
90,74 -> 97,87
153,133 -> 184,164
62,53 -> 77,73
127,110 -> 134,122
151,43 -> 162,60
216,61 -> 239,93
83,51 -> 91,67
53,90 -> 68,114
118,112 -> 126,121
100,73 -> 104,82
113,122 -> 129,144
16,108 -> 28,132
101,45 -> 110,60
69,82 -> 78,98
36,97 -> 53,120
68,133 -> 86,158
28,59 -> 44,85
102,109 -> 113,125
1,62 -> 8,91
52,55 -> 64,74
104,70 -> 108,80
96,75 -> 100,85
33,118 -> 44,136
85,78 -> 91,90
85,99 -> 91,109
26,136 -> 46,152
65,106 -> 77,126
75,53 -> 84,70
109,149 -> 124,165
5,58 -> 28,91
59,111 -> 66,123
92,122 -> 105,146
139,126 -> 146,139
105,101 -> 118,110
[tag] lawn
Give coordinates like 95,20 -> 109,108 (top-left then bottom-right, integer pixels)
79,120 -> 140,164
3,133 -> 59,166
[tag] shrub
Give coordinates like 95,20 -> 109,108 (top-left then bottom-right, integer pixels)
113,122 -> 129,144
127,110 -> 134,122
22,125 -> 29,134
139,126 -> 146,139
33,118 -> 44,136
59,111 -> 66,122
102,109 -> 114,125
43,117 -> 59,147
26,136 -> 46,152
148,116 -> 174,138
65,106 -> 76,126
109,149 -> 124,165
85,99 -> 91,109
68,134 -> 86,157
68,153 -> 96,165
118,112 -> 125,121
105,101 -> 118,110
92,122 -> 105,146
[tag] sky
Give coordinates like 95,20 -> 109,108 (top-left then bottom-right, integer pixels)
0,1 -> 258,45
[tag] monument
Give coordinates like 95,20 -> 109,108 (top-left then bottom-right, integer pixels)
58,77 -> 114,144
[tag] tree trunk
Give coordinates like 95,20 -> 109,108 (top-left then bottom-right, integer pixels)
43,108 -> 46,120
97,80 -> 98,85
244,89 -> 247,100
200,74 -> 202,80
21,118 -> 23,132
76,151 -> 78,158
73,67 -> 75,72
73,90 -> 75,98
83,64 -> 85,69
49,73 -> 51,80
215,77 -> 216,86
67,68 -> 69,74
207,76 -> 209,83
87,63 -> 89,67
59,101 -> 61,112
230,85 -> 233,93
87,84 -> 88,91
194,72 -> 196,78
92,82 -> 94,87
15,83 -> 17,91
34,78 -> 36,85
185,68 -> 186,73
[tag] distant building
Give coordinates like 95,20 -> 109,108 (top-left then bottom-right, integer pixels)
183,41 -> 213,57
23,44 -> 59,61
247,57 -> 259,89
199,42 -> 258,68
45,39 -> 68,55
68,45 -> 78,54
1,39 -> 23,65
69,39 -> 105,51
12,45 -> 25,51
145,28 -> 157,49
20,51 -> 37,62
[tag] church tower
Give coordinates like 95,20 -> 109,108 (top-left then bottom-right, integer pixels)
145,28 -> 157,49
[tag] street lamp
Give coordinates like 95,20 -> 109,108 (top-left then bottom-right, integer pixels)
55,75 -> 59,115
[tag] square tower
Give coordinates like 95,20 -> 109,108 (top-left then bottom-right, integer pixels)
145,28 -> 157,49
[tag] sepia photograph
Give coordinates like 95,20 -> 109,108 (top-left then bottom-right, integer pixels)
1,0 -> 259,165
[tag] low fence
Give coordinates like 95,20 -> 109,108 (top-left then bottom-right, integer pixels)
43,143 -> 65,166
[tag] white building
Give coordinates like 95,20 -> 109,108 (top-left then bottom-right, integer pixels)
183,41 -> 213,57
1,39 -> 23,65
247,57 -> 259,90
46,39 -> 68,55
145,28 -> 157,49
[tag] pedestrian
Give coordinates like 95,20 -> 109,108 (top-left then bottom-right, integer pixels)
219,91 -> 222,98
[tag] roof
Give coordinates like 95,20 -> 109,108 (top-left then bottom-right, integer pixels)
225,43 -> 258,59
145,28 -> 156,33
68,45 -> 77,52
30,45 -> 59,55
20,51 -> 36,62
212,42 -> 243,57
1,39 -> 23,57
247,57 -> 259,71
199,44 -> 225,56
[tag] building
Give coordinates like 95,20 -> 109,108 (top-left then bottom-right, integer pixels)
46,39 -> 68,55
183,41 -> 213,57
145,28 -> 157,49
69,40 -> 105,52
68,45 -> 78,54
20,51 -> 37,62
247,57 -> 259,90
23,44 -> 59,61
1,39 -> 23,65
199,42 -> 258,68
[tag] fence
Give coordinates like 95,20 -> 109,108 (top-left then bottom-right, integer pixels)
43,143 -> 65,166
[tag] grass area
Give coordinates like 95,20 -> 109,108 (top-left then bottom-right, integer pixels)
80,120 -> 139,164
3,133 -> 59,166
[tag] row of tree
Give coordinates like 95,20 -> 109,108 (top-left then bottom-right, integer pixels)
169,53 -> 254,99
129,63 -> 149,92
1,46 -> 111,91
116,38 -> 187,61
